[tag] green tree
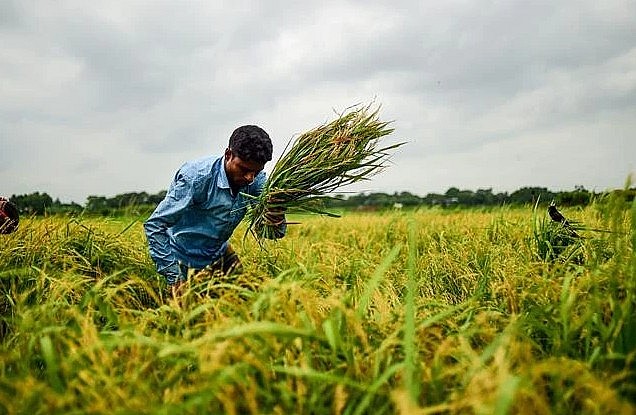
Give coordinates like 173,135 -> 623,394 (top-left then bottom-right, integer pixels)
86,196 -> 109,214
10,192 -> 53,215
508,187 -> 555,205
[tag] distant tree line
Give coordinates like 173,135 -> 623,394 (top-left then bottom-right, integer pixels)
7,186 -> 634,216
84,192 -> 167,216
8,191 -> 166,216
326,186 -> 620,210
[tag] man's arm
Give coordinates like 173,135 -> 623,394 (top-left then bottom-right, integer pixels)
144,171 -> 194,285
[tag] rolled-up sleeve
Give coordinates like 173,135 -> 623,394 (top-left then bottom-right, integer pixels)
144,171 -> 194,285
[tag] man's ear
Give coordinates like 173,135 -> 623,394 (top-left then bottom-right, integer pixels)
224,148 -> 232,161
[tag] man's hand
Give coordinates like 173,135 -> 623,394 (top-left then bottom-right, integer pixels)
262,199 -> 287,239
170,280 -> 184,298
263,196 -> 286,225
264,206 -> 286,226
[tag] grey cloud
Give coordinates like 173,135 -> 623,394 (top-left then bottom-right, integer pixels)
1,1 -> 635,202
141,125 -> 211,154
0,0 -> 21,29
59,23 -> 176,111
18,3 -> 218,113
291,1 -> 636,104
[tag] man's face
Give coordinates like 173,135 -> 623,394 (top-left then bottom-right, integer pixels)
224,148 -> 265,189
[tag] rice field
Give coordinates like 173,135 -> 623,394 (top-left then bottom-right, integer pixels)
0,196 -> 634,414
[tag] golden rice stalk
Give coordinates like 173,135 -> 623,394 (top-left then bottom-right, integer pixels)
245,104 -> 403,240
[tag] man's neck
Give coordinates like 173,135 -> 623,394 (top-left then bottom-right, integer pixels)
223,161 -> 239,197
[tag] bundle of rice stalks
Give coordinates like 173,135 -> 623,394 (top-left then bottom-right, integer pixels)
245,104 -> 403,240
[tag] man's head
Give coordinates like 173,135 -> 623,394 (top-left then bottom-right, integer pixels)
0,198 -> 19,234
228,125 -> 273,163
224,125 -> 273,189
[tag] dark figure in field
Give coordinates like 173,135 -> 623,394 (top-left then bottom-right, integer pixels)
144,126 -> 286,294
548,202 -> 579,238
0,197 -> 19,235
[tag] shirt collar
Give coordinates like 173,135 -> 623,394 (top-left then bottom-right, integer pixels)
216,156 -> 231,189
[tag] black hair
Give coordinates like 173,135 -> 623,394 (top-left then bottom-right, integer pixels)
228,125 -> 273,163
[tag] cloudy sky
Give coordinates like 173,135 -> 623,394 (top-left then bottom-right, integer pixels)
2,1 -> 635,203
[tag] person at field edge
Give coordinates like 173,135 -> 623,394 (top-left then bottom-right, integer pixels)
144,125 -> 286,292
0,197 -> 19,235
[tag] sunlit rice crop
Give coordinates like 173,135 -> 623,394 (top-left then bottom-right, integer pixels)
0,193 -> 634,414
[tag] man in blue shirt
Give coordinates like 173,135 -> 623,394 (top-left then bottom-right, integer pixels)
144,125 -> 285,291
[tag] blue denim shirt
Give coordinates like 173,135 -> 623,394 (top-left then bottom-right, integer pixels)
144,155 -> 272,285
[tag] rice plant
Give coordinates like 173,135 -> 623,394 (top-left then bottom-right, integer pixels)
245,104 -> 403,240
532,202 -> 586,263
0,199 -> 634,414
